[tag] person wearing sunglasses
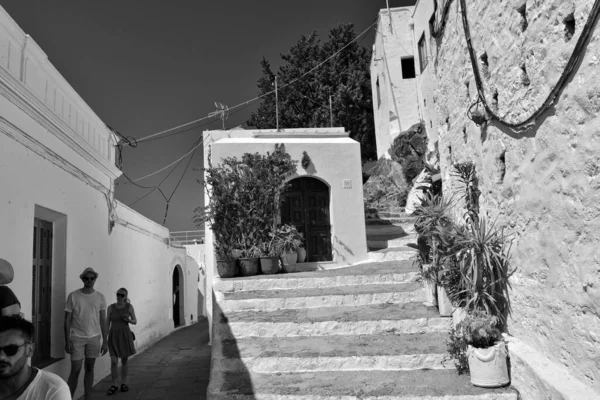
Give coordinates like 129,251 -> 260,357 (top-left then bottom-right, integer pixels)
106,288 -> 137,395
0,258 -> 21,317
0,315 -> 71,399
64,268 -> 108,400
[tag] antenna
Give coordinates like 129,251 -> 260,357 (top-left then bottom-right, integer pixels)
208,102 -> 229,129
274,76 -> 280,131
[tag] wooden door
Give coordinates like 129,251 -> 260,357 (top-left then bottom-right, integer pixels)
281,178 -> 332,261
32,218 -> 52,365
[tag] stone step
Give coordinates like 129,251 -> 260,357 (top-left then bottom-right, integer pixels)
216,302 -> 450,339
208,369 -> 518,399
366,206 -> 406,214
368,246 -> 417,262
214,261 -> 418,293
213,332 -> 452,373
365,217 -> 416,226
365,212 -> 414,220
217,282 -> 425,312
368,235 -> 417,250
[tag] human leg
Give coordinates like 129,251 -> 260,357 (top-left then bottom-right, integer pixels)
83,357 -> 96,399
110,356 -> 119,385
67,359 -> 83,396
120,357 -> 129,391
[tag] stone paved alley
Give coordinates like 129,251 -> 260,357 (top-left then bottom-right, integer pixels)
83,319 -> 210,400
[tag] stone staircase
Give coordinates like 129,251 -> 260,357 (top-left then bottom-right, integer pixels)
208,249 -> 518,399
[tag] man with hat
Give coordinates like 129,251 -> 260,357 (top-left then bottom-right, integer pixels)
0,258 -> 21,317
64,267 -> 108,399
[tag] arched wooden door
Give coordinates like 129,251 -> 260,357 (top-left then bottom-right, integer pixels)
281,177 -> 332,261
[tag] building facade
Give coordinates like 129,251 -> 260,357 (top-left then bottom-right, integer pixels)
0,6 -> 198,399
373,0 -> 600,397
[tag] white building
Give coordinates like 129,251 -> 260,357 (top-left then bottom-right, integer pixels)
0,6 -> 198,399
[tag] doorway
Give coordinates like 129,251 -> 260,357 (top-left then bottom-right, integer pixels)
172,266 -> 184,327
281,177 -> 332,261
32,218 -> 52,365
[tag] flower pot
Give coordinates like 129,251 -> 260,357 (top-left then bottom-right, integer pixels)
467,342 -> 510,388
282,251 -> 298,267
281,262 -> 299,273
216,259 -> 237,278
297,248 -> 307,263
259,257 -> 280,275
238,258 -> 259,276
437,285 -> 453,316
422,264 -> 437,306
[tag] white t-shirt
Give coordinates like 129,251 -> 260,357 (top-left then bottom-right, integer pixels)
18,370 -> 71,400
65,289 -> 107,338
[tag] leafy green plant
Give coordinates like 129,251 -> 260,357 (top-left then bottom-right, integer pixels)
447,310 -> 504,374
439,217 -> 515,325
452,162 -> 480,227
195,144 -> 298,260
274,224 -> 304,253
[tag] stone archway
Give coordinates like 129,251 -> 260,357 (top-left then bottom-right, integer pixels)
280,177 -> 332,261
172,265 -> 184,327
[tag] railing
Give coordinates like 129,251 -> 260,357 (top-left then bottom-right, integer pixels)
169,230 -> 205,246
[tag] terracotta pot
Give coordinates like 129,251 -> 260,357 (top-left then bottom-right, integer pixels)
238,258 -> 259,276
296,247 -> 307,263
259,257 -> 280,275
216,259 -> 237,278
281,251 -> 298,267
437,285 -> 453,316
282,263 -> 299,273
467,342 -> 510,388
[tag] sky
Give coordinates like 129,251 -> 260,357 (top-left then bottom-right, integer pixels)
1,0 -> 415,232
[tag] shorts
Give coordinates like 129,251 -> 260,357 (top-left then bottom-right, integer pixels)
71,335 -> 101,361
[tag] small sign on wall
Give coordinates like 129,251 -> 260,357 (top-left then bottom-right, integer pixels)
342,179 -> 352,189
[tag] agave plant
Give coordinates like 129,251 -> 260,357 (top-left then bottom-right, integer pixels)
441,216 -> 515,325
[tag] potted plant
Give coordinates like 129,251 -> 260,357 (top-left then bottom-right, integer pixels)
413,192 -> 454,309
275,224 -> 303,272
258,230 -> 281,275
296,245 -> 307,263
447,310 -> 509,387
238,245 -> 261,276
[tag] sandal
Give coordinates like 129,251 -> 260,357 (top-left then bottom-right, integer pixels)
107,385 -> 118,395
120,384 -> 129,392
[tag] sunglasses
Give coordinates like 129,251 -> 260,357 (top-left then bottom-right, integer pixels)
0,343 -> 29,357
116,293 -> 126,298
82,276 -> 96,282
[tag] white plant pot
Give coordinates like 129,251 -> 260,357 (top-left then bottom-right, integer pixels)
422,264 -> 438,307
437,286 -> 453,317
467,342 -> 510,388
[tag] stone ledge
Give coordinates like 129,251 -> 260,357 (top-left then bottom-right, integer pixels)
504,334 -> 599,400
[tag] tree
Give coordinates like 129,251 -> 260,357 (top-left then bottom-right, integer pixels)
248,24 -> 376,162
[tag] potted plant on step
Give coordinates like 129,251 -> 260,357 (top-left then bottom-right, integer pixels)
447,310 -> 509,387
276,224 -> 304,273
413,192 -> 453,308
258,230 -> 281,275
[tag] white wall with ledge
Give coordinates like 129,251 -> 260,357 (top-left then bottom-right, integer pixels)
0,5 -> 198,399
202,128 -> 369,342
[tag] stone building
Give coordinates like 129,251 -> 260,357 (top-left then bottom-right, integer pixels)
373,0 -> 600,398
0,6 -> 199,399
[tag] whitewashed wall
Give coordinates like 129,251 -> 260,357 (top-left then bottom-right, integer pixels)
0,5 -> 198,400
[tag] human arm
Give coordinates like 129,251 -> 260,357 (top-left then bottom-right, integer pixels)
127,304 -> 138,325
64,311 -> 73,354
100,308 -> 108,355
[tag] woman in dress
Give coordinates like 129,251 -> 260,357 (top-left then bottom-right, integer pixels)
106,287 -> 137,395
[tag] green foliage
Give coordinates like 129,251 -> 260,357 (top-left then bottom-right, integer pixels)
388,122 -> 428,184
194,144 -> 298,260
248,24 -> 376,162
274,224 -> 304,253
363,158 -> 410,209
438,217 -> 515,325
452,162 -> 480,226
447,310 -> 504,374
412,192 -> 454,270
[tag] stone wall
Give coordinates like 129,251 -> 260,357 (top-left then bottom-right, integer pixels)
432,0 -> 600,392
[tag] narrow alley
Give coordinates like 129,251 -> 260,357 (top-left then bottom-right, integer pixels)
84,319 -> 211,400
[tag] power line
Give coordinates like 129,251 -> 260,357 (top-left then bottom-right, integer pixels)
125,20 -> 377,146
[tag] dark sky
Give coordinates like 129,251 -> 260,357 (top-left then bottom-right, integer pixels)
1,0 -> 415,232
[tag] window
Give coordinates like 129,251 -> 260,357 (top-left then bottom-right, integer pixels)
418,34 -> 428,72
401,57 -> 416,79
376,77 -> 381,108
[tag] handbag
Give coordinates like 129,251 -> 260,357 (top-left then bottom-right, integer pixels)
131,332 -> 136,341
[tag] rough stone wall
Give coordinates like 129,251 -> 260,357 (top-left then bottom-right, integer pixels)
433,0 -> 600,391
